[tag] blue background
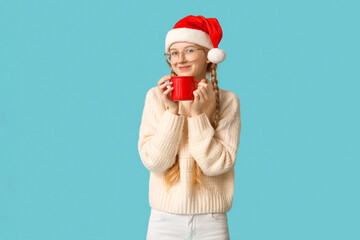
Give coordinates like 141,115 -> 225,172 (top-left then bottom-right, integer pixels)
1,0 -> 359,239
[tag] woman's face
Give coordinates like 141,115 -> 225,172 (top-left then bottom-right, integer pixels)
168,42 -> 210,79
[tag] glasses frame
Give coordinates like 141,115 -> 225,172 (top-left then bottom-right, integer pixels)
164,47 -> 207,63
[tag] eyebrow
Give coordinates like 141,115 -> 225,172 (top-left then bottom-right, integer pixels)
170,45 -> 198,50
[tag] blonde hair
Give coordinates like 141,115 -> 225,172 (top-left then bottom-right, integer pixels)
163,46 -> 220,192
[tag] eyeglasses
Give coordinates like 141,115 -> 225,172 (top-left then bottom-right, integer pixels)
164,47 -> 206,63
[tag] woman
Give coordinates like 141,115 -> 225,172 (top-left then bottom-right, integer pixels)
138,15 -> 241,240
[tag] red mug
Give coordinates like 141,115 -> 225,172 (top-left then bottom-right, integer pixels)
170,76 -> 200,101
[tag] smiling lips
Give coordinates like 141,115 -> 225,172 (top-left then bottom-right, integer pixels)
179,66 -> 190,70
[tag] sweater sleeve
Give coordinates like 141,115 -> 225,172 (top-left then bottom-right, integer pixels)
187,92 -> 241,176
138,88 -> 185,174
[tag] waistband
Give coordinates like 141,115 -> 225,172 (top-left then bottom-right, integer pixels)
151,207 -> 227,217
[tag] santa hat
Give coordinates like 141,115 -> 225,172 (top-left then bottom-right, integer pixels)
165,15 -> 226,64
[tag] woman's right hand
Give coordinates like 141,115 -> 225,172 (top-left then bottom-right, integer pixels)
157,75 -> 179,114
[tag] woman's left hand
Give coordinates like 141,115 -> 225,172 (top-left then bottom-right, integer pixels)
189,79 -> 208,117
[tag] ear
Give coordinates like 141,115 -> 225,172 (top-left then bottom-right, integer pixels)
206,59 -> 211,64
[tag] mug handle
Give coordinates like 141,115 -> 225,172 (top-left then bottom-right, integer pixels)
193,80 -> 201,91
194,80 -> 202,90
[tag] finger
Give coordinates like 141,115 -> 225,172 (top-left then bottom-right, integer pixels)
199,84 -> 208,94
198,82 -> 208,89
165,86 -> 174,94
193,90 -> 199,101
196,84 -> 206,94
198,79 -> 206,87
197,89 -> 205,101
194,89 -> 203,101
199,86 -> 208,99
158,75 -> 172,86
202,85 -> 209,94
160,81 -> 173,91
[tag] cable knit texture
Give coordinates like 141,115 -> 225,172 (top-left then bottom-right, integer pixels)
138,85 -> 241,214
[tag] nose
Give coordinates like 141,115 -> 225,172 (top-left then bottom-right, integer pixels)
178,51 -> 187,62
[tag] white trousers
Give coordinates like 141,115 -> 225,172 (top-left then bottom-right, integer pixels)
146,208 -> 230,240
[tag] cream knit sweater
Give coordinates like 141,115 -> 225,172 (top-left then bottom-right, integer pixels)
138,82 -> 241,214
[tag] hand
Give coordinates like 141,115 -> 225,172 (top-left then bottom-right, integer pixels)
189,79 -> 208,117
156,75 -> 179,114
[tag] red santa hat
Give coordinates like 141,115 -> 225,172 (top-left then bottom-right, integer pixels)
165,15 -> 226,64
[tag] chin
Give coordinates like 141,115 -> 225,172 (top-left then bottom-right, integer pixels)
181,72 -> 194,76
175,71 -> 192,76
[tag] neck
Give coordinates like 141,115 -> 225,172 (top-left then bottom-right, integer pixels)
195,73 -> 206,82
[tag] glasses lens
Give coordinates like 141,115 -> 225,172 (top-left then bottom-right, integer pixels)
170,51 -> 178,62
186,49 -> 195,60
165,54 -> 171,62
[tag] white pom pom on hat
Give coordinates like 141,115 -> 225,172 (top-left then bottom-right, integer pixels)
208,48 -> 226,64
165,15 -> 226,64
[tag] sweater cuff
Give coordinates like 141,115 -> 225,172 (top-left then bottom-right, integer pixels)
188,113 -> 214,143
157,110 -> 185,142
